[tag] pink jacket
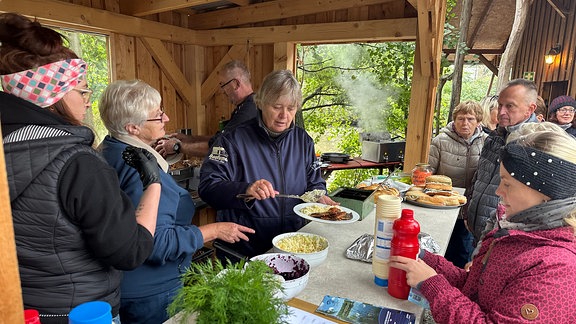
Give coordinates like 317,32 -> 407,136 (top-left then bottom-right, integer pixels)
420,226 -> 576,323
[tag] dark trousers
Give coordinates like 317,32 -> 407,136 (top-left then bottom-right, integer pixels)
444,219 -> 474,268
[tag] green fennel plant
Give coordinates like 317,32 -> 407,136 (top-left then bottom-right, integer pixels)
168,259 -> 289,324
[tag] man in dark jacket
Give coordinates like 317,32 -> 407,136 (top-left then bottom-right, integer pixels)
466,79 -> 538,244
155,60 -> 258,157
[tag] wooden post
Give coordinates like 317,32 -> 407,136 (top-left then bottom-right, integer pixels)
449,0 -> 473,116
0,125 -> 24,323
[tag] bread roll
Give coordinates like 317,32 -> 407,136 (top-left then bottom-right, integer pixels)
405,190 -> 428,201
455,194 -> 467,204
425,175 -> 453,191
437,195 -> 460,206
416,195 -> 445,206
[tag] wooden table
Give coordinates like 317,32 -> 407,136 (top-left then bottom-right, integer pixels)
321,158 -> 402,179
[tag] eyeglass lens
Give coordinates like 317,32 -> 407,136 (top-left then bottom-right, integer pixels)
558,107 -> 575,113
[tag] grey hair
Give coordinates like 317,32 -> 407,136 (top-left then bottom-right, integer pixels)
220,60 -> 251,84
99,80 -> 161,137
501,78 -> 538,106
255,70 -> 302,109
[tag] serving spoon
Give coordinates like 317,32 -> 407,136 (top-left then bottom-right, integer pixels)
236,189 -> 326,203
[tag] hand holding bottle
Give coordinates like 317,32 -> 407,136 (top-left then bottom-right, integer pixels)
388,256 -> 437,287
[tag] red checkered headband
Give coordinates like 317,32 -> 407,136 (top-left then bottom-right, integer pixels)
1,59 -> 87,108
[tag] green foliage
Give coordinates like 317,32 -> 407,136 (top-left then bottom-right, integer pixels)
168,259 -> 289,324
298,43 -> 414,189
58,29 -> 109,143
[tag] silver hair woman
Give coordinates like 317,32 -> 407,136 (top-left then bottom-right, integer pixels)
255,69 -> 303,110
99,79 -> 162,138
98,79 -> 254,323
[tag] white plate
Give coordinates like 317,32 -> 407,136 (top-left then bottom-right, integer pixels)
293,203 -> 360,224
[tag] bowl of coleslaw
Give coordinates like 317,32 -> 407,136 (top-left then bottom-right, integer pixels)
272,232 -> 329,268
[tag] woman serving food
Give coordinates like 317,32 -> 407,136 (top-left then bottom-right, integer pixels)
199,70 -> 337,261
390,126 -> 576,323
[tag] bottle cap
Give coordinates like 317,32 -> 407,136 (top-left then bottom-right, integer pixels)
24,309 -> 40,324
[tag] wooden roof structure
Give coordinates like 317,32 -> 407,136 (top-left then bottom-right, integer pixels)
444,0 -> 576,101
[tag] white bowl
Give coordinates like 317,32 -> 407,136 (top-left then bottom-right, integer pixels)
272,232 -> 329,268
250,253 -> 310,301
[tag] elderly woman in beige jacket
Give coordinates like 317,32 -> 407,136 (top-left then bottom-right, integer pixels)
428,100 -> 488,268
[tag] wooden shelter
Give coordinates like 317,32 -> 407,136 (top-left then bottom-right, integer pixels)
445,0 -> 576,104
1,0 -> 446,321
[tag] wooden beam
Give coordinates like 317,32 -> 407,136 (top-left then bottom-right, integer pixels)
443,48 -> 504,55
546,0 -> 567,19
188,0 -> 398,29
0,129 -> 24,324
200,45 -> 248,104
229,0 -> 250,5
274,43 -> 296,71
184,45 -> 205,135
140,37 -> 196,106
478,54 -> 499,76
195,18 -> 417,45
120,0 -> 219,17
416,0 -> 432,77
0,0 -> 198,44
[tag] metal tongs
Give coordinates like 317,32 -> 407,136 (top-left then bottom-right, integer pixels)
236,189 -> 326,203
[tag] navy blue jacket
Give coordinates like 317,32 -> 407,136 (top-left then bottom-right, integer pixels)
199,116 -> 326,257
100,136 -> 204,300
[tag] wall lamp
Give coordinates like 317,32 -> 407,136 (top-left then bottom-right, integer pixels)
545,44 -> 562,64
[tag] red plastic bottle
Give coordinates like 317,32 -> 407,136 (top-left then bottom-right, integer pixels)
388,209 -> 420,299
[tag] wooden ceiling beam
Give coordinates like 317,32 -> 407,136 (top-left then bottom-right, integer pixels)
229,0 -> 250,5
0,0 -> 199,44
195,18 -> 417,45
478,54 -> 498,76
443,48 -> 504,54
120,0 -> 220,17
188,0 -> 398,29
140,37 -> 195,106
546,0 -> 568,19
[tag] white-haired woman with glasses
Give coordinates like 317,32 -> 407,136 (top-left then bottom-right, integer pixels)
99,79 -> 254,324
390,124 -> 576,323
0,13 -> 161,323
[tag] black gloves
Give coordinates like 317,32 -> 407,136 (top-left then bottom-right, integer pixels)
122,146 -> 161,190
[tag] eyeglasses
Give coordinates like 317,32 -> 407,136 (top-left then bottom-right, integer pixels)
72,88 -> 93,103
557,107 -> 575,114
146,106 -> 165,122
219,78 -> 237,89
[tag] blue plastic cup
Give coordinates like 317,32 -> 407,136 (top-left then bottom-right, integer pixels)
69,301 -> 112,324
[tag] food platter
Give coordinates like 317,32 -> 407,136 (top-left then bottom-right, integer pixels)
293,203 -> 360,224
404,199 -> 464,210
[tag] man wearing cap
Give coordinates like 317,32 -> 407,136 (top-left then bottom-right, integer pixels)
547,95 -> 576,137
466,79 -> 539,248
